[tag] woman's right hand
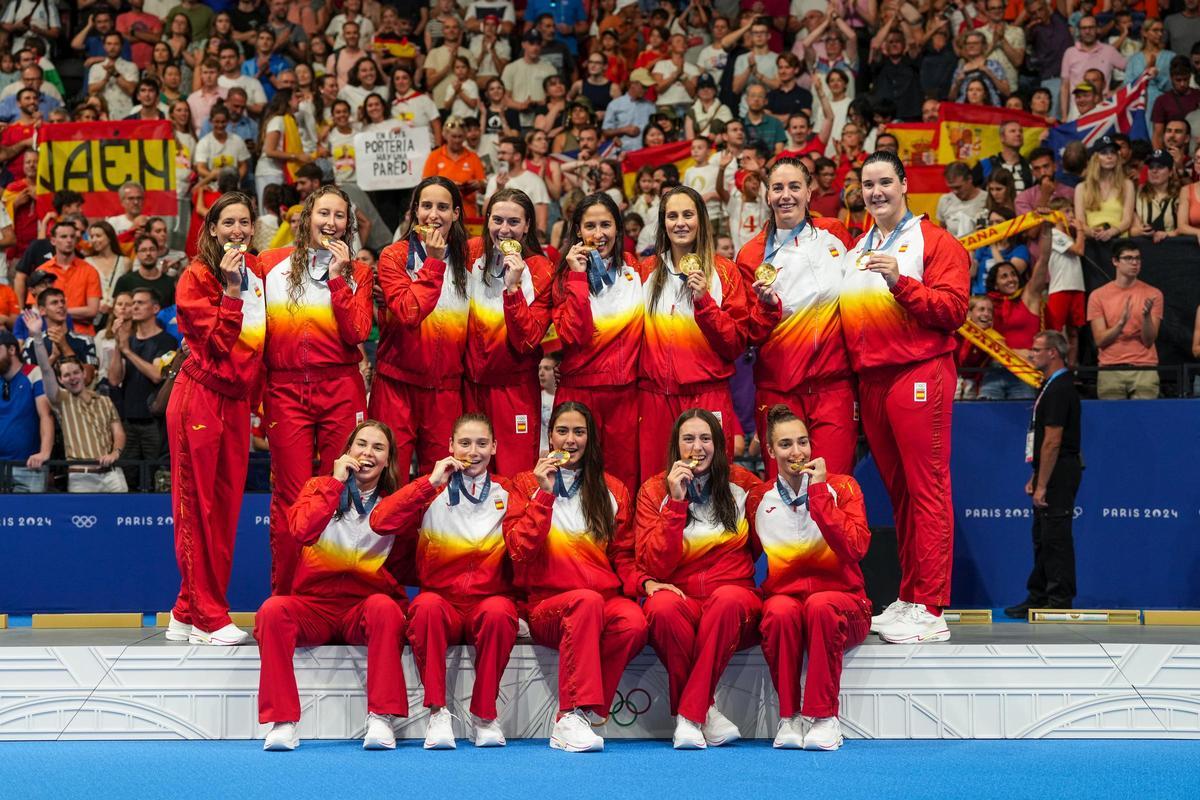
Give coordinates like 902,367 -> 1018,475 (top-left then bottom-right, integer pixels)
219,247 -> 244,296
532,454 -> 561,494
428,456 -> 463,487
332,454 -> 361,482
565,242 -> 589,273
666,459 -> 695,501
423,226 -> 447,261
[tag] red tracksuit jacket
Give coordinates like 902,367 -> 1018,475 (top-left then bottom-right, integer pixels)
370,473 -> 523,601
551,253 -> 643,389
634,473 -> 758,598
840,217 -> 970,371
505,469 -> 642,603
287,476 -> 411,602
636,254 -> 748,393
258,247 -> 374,372
746,474 -> 870,602
465,252 -> 553,386
375,240 -> 469,389
737,223 -> 854,391
175,256 -> 266,399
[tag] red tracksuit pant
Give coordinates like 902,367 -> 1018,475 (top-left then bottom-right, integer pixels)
256,592 -> 409,723
367,374 -> 462,482
406,591 -> 518,720
168,373 -> 249,634
464,381 -> 540,476
554,383 -> 639,494
265,368 -> 367,595
644,584 -> 762,724
859,353 -> 955,608
759,591 -> 870,718
755,379 -> 858,480
637,383 -> 737,484
527,590 -> 649,717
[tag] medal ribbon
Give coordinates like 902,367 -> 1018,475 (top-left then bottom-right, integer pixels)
553,467 -> 583,499
775,473 -> 809,509
407,232 -> 428,272
339,479 -> 378,516
585,249 -> 616,295
862,210 -> 914,257
763,219 -> 808,265
447,471 -> 491,507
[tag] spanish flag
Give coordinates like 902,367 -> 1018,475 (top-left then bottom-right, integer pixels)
901,165 -> 948,225
933,103 -> 1048,167
622,140 -> 694,199
888,122 -> 938,165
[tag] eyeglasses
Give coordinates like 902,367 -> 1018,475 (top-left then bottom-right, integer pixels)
1117,255 -> 1142,262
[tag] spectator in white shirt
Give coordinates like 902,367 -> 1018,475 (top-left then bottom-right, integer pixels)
390,66 -> 442,145
469,15 -> 512,81
194,103 -> 251,184
87,32 -> 139,120
217,42 -> 267,115
326,0 -> 376,49
483,136 -> 550,234
683,137 -> 724,228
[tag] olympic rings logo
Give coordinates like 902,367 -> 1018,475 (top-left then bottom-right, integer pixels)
607,688 -> 651,727
71,516 -> 98,528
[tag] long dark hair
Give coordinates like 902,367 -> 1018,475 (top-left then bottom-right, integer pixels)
549,401 -> 614,543
334,420 -> 399,520
648,185 -> 715,311
256,88 -> 295,157
405,176 -> 468,297
763,156 -> 812,243
197,191 -> 255,283
665,409 -> 737,533
554,191 -> 622,295
481,188 -> 545,286
287,184 -> 359,309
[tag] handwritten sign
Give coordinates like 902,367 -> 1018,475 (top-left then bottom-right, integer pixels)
354,128 -> 431,191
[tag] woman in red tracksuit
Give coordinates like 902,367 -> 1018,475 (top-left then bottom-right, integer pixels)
635,408 -> 762,750
168,191 -> 266,647
465,188 -> 553,475
257,420 -> 410,752
370,177 -> 471,480
506,401 -> 648,754
370,412 -> 520,750
749,404 -> 872,752
840,151 -> 969,645
552,193 -> 643,492
638,186 -> 748,484
739,158 -> 859,479
260,185 -> 374,595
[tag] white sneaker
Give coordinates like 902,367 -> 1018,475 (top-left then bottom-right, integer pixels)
672,716 -> 707,750
473,716 -> 506,747
803,716 -> 843,751
701,705 -> 740,746
165,612 -> 192,642
263,722 -> 298,751
878,604 -> 951,644
363,713 -> 396,750
870,599 -> 909,633
189,622 -> 248,646
424,707 -> 456,750
550,709 -> 604,753
772,716 -> 805,749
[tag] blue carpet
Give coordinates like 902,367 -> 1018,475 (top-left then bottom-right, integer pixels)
0,739 -> 1195,799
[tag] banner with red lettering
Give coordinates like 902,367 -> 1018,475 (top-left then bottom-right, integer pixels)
35,120 -> 177,218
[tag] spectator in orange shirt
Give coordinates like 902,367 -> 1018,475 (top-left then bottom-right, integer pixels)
1086,241 -> 1163,399
422,116 -> 486,211
34,222 -> 102,336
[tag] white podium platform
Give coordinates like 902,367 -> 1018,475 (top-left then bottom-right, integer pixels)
1,625 -> 1198,741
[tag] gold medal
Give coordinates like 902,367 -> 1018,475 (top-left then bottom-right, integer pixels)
856,251 -> 873,271
320,235 -> 333,247
498,239 -> 522,256
755,263 -> 778,285
457,458 -> 473,468
678,253 -> 701,275
787,461 -> 805,474
684,458 -> 700,469
413,224 -> 435,238
549,450 -> 571,464
581,236 -> 597,252
223,242 -> 248,253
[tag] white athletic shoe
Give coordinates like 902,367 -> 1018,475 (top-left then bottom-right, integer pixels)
165,612 -> 192,642
772,716 -> 805,749
473,716 -> 506,747
424,707 -> 456,750
550,709 -> 604,752
263,722 -> 298,751
701,705 -> 740,746
870,599 -> 909,633
363,713 -> 396,750
803,716 -> 843,751
189,623 -> 248,646
877,604 -> 951,644
672,716 -> 707,750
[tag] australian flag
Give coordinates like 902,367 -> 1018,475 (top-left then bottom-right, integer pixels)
1046,70 -> 1151,158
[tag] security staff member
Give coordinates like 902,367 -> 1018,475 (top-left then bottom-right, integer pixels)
1005,330 -> 1083,618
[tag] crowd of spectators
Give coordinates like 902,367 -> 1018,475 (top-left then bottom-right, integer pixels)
1,0 -> 1200,493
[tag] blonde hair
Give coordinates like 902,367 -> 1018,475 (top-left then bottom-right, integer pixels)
1080,152 -> 1124,212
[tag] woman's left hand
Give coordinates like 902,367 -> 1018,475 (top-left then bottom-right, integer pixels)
865,252 -> 901,287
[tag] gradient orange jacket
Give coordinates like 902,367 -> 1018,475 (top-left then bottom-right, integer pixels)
175,256 -> 266,400
550,252 -> 644,389
465,252 -> 554,386
375,240 -> 469,389
259,247 -> 374,372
